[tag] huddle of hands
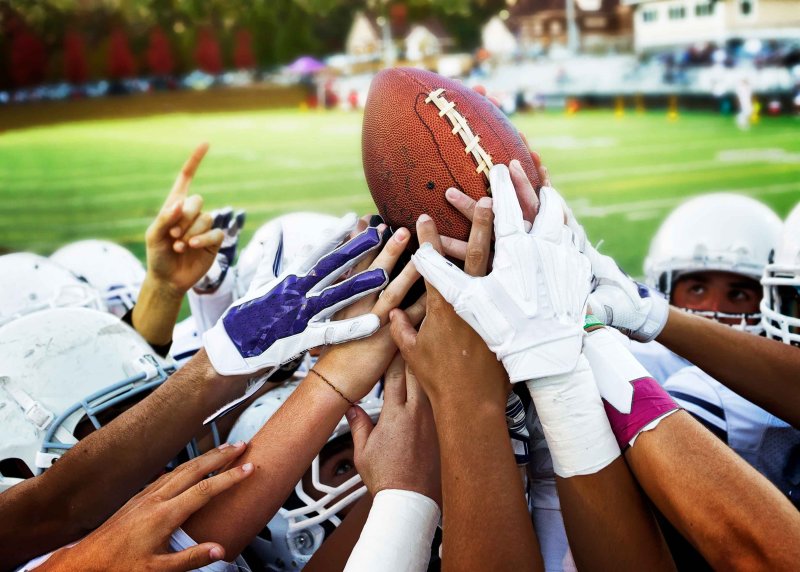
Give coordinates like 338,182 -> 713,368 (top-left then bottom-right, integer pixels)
42,142 -> 606,570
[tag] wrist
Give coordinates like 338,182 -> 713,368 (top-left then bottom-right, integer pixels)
526,354 -> 620,477
142,272 -> 186,302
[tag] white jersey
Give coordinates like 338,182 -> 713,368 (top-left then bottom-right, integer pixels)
628,339 -> 690,385
664,366 -> 800,502
171,315 -> 203,367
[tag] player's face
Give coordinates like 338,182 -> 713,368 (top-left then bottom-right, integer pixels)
671,271 -> 761,325
300,435 -> 359,517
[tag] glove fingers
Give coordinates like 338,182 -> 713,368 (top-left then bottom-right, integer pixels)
490,164 -> 525,238
293,212 -> 358,276
412,243 -> 473,307
305,226 -> 382,292
530,186 -> 568,243
308,313 -> 382,345
213,207 -> 234,231
232,210 -> 246,233
308,268 -> 388,320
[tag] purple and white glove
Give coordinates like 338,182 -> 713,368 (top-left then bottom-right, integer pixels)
194,207 -> 246,294
204,213 -> 388,378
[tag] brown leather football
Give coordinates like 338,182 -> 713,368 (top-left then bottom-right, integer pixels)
362,67 -> 540,242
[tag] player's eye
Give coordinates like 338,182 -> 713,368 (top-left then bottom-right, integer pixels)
334,460 -> 354,476
729,289 -> 752,303
688,284 -> 706,295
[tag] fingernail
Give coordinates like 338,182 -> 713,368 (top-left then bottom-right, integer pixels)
241,462 -> 254,473
345,407 -> 357,421
233,440 -> 245,449
189,238 -> 199,247
510,159 -> 522,172
209,547 -> 224,560
524,220 -> 533,232
170,226 -> 181,237
393,227 -> 409,242
477,197 -> 492,209
445,188 -> 460,200
418,214 -> 431,223
218,442 -> 231,450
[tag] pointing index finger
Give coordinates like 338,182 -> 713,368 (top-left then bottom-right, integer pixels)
164,142 -> 210,208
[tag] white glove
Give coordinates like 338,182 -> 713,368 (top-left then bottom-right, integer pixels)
564,204 -> 668,342
412,165 -> 592,382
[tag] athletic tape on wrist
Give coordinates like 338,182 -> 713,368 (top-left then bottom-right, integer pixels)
525,354 -> 620,478
344,489 -> 440,572
603,377 -> 680,450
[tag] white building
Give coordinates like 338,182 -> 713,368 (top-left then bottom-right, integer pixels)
405,25 -> 442,61
482,16 -> 519,58
625,0 -> 800,52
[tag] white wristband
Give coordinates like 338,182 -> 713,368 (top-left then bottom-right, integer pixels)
583,327 -> 651,414
344,489 -> 440,572
526,354 -> 620,478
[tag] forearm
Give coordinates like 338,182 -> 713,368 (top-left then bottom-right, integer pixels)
627,411 -> 800,569
529,349 -> 672,571
131,273 -> 185,346
305,495 -> 372,572
555,459 -> 674,572
0,350 -> 246,567
658,308 -> 800,426
184,374 -> 350,556
345,490 -> 439,572
433,399 -> 542,572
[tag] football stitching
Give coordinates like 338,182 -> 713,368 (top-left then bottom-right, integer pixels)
424,88 -> 495,185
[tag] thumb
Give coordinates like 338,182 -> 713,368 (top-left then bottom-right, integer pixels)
161,542 -> 226,571
389,308 -> 417,360
147,200 -> 183,243
346,405 -> 374,454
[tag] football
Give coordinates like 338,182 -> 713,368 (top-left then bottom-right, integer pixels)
362,67 -> 541,242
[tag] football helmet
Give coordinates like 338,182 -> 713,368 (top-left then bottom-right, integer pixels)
644,193 -> 782,332
51,239 -> 145,317
235,212 -> 342,299
761,202 -> 800,345
0,308 -> 173,492
0,252 -> 106,326
228,380 -> 382,571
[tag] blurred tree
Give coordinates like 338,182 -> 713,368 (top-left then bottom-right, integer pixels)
233,28 -> 255,69
147,25 -> 174,75
10,23 -> 47,87
64,29 -> 88,83
194,25 -> 222,73
108,26 -> 136,78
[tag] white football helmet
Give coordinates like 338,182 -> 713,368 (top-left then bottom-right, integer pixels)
235,212 -> 342,299
51,239 -> 146,317
0,252 -> 106,326
761,202 -> 800,345
644,193 -> 782,332
0,308 -> 173,492
228,380 -> 382,571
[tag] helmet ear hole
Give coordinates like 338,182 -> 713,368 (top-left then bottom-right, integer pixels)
0,458 -> 34,480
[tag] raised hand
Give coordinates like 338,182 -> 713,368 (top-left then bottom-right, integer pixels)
144,143 -> 225,297
37,443 -> 252,572
412,164 -> 592,383
346,352 -> 441,505
205,214 -> 387,378
194,207 -> 246,294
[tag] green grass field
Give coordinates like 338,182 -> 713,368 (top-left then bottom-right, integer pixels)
1,108 -> 798,278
